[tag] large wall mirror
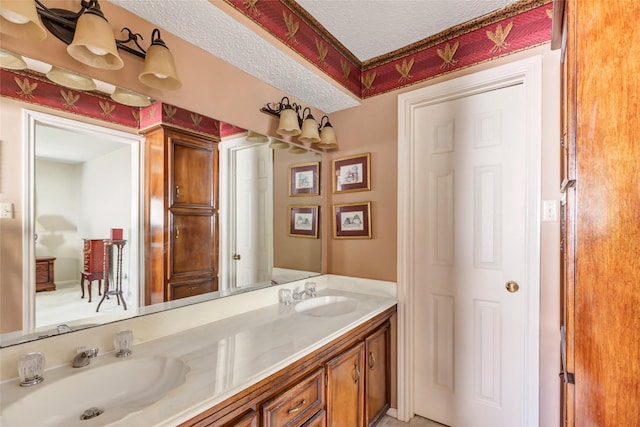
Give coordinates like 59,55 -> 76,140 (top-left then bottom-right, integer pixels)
0,56 -> 323,347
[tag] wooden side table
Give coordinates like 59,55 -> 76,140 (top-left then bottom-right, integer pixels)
96,239 -> 128,312
35,256 -> 56,292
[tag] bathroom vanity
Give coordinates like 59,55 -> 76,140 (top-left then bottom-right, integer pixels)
183,305 -> 394,426
0,276 -> 397,427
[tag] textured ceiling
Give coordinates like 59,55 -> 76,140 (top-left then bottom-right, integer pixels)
111,0 -> 520,113
296,0 -> 518,61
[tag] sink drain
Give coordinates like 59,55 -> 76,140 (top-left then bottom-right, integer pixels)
80,407 -> 104,420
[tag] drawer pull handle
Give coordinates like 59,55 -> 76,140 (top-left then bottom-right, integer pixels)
176,227 -> 180,240
354,364 -> 361,384
175,185 -> 181,199
369,352 -> 376,369
287,399 -> 306,414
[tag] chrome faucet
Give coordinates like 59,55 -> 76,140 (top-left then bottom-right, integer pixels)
293,282 -> 317,300
72,347 -> 99,368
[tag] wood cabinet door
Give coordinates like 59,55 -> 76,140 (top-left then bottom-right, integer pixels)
325,342 -> 364,427
169,212 -> 218,279
365,323 -> 390,426
170,135 -> 217,208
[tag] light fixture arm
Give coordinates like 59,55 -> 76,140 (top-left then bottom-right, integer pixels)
34,0 -> 152,59
261,96 -> 303,127
318,115 -> 331,130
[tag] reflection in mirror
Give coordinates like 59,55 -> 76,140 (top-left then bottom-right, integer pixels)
26,110 -> 142,335
0,54 -> 323,347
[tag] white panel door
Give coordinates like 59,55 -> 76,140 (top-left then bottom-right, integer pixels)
233,144 -> 272,287
413,83 -> 526,426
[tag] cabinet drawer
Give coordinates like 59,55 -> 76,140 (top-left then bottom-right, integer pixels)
261,368 -> 324,427
169,278 -> 217,300
302,410 -> 326,427
35,262 -> 48,274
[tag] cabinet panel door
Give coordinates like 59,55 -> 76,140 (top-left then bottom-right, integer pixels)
170,212 -> 217,278
365,323 -> 390,426
326,342 -> 364,427
171,140 -> 215,208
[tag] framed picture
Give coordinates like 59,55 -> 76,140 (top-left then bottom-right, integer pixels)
332,153 -> 371,193
333,202 -> 372,239
289,205 -> 319,238
289,162 -> 320,196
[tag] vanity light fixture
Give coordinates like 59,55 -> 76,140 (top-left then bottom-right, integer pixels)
0,0 -> 182,90
261,96 -> 339,150
0,49 -> 28,70
245,131 -> 269,143
46,66 -> 97,91
110,86 -> 151,107
288,145 -> 308,154
268,138 -> 290,150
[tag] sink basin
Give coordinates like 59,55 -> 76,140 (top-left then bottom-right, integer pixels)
2,356 -> 189,426
295,295 -> 358,317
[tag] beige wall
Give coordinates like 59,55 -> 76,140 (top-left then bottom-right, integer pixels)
273,150 -> 322,272
0,2 -> 560,422
327,45 -> 562,425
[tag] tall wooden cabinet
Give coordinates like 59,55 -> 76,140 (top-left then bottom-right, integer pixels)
143,125 -> 219,304
556,0 -> 640,425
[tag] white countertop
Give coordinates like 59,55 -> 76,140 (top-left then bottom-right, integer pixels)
0,286 -> 396,427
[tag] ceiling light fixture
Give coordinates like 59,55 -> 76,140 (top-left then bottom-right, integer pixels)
0,0 -> 181,90
261,96 -> 339,150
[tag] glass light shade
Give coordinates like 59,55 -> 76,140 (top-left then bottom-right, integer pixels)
46,66 -> 97,91
246,131 -> 269,143
0,1 -> 47,40
139,44 -> 182,90
276,107 -> 301,136
67,11 -> 123,70
110,86 -> 151,107
269,139 -> 290,149
0,49 -> 27,70
298,117 -> 321,145
288,145 -> 307,154
317,123 -> 338,150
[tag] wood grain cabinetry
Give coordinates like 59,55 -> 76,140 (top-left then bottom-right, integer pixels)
325,342 -> 364,427
365,323 -> 390,426
35,256 -> 55,292
143,125 -> 219,304
180,306 -> 395,427
555,0 -> 640,425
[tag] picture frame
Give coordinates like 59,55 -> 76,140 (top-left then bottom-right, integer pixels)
289,205 -> 319,238
333,202 -> 372,239
289,162 -> 320,196
332,153 -> 371,194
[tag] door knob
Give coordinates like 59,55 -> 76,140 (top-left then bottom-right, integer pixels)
505,280 -> 520,293
233,254 -> 241,260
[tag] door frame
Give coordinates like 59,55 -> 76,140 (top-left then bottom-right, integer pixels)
219,138 -> 274,290
22,109 -> 143,331
397,56 -> 542,425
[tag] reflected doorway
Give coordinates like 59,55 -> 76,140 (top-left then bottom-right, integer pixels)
24,110 -> 142,331
220,138 -> 273,290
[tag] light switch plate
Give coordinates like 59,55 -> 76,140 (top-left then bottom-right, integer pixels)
1,203 -> 14,219
542,200 -> 558,222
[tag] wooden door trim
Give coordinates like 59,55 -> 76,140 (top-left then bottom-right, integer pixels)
397,56 -> 543,424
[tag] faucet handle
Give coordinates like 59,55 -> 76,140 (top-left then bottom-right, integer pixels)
77,346 -> 99,358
